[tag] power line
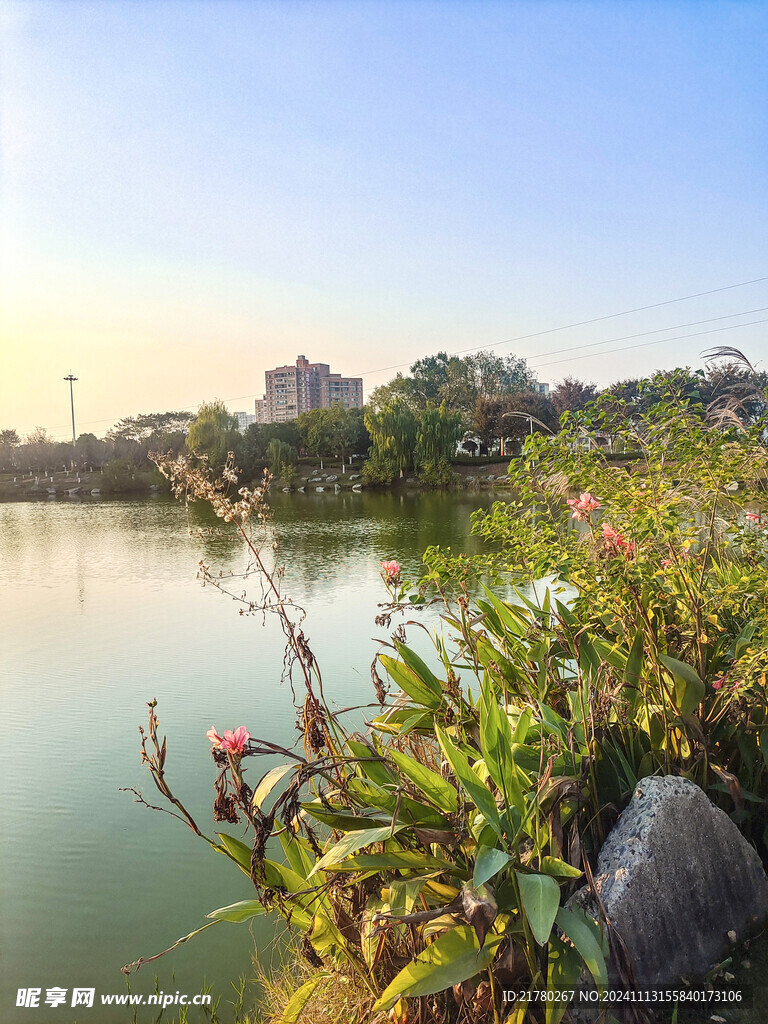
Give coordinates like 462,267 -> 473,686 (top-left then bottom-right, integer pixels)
24,274 -> 768,439
348,273 -> 768,379
533,316 -> 768,370
527,307 -> 768,364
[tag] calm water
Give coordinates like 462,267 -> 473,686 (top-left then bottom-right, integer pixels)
0,490 -> 500,1022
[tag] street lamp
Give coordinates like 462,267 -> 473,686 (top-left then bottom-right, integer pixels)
63,374 -> 78,446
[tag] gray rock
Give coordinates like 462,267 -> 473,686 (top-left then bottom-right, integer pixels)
571,776 -> 768,988
348,474 -> 361,481
325,474 -> 338,482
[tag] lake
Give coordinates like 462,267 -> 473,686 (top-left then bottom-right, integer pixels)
0,489 -> 502,1022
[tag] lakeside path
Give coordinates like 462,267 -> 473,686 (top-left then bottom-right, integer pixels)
0,461 -> 519,501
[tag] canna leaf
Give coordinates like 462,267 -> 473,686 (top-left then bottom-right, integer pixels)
435,725 -> 501,837
546,934 -> 583,1024
379,654 -> 442,709
473,846 -> 513,888
660,655 -> 705,715
538,856 -> 583,879
394,641 -> 444,698
206,900 -> 267,924
309,824 -> 404,876
516,872 -> 560,946
372,925 -> 503,1012
252,764 -> 295,810
388,748 -> 458,814
215,832 -> 252,875
555,906 -> 608,987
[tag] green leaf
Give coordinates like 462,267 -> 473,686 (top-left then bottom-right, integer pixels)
326,850 -> 458,874
300,803 -> 388,831
308,913 -> 352,956
624,629 -> 644,688
435,725 -> 501,837
546,934 -> 583,1024
473,846 -> 513,888
394,641 -> 444,699
512,707 -> 533,744
390,876 -> 427,915
215,832 -> 252,875
274,974 -> 331,1024
516,872 -> 560,946
479,674 -> 522,811
252,764 -> 295,810
372,925 -> 503,1012
309,824 -> 404,877
538,856 -> 583,879
346,739 -> 398,788
660,655 -> 705,715
481,585 -> 529,637
379,654 -> 442,709
206,900 -> 267,924
555,906 -> 608,987
388,748 -> 458,814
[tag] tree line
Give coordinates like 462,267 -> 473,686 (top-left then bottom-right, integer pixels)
2,349 -> 764,487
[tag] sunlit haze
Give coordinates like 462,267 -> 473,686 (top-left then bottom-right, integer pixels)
1,0 -> 766,440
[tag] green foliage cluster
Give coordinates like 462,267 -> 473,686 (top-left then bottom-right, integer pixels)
427,365 -> 768,845
186,401 -> 241,470
116,361 -> 768,1023
364,400 -> 462,486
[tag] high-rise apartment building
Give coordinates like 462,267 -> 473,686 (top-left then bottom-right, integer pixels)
255,355 -> 364,424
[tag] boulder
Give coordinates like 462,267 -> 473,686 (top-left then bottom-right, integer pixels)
571,776 -> 768,988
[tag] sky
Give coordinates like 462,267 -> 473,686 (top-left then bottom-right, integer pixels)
1,0 -> 767,440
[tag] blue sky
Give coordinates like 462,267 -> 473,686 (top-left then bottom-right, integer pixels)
2,0 -> 767,438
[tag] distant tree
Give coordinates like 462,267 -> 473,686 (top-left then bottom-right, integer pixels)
465,351 -> 535,400
74,433 -> 108,471
22,427 -> 57,473
370,350 -> 535,423
364,400 -> 418,478
240,421 -> 302,477
415,401 -> 463,484
551,376 -> 598,418
474,393 -> 557,451
107,411 -> 194,443
186,401 -> 239,469
367,374 -> 419,413
266,438 -> 297,477
297,406 -> 370,469
0,429 -> 20,472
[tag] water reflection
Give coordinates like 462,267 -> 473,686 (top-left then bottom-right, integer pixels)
0,491 -> 499,1022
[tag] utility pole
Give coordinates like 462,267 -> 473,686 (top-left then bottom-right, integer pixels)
64,374 -> 78,447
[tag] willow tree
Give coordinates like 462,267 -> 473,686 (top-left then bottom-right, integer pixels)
415,401 -> 463,483
364,400 -> 418,480
186,401 -> 239,470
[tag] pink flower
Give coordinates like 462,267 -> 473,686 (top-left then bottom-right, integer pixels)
567,492 -> 602,522
601,523 -> 635,558
207,725 -> 251,752
661,558 -> 672,569
746,513 -> 764,525
207,726 -> 224,746
380,560 -> 401,583
711,678 -> 725,691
